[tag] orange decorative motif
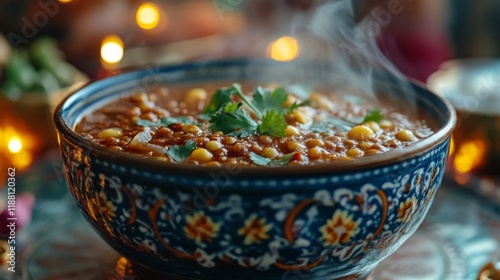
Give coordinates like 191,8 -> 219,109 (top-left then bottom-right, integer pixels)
397,197 -> 417,223
238,214 -> 273,245
91,191 -> 117,221
184,212 -> 221,244
320,210 -> 360,246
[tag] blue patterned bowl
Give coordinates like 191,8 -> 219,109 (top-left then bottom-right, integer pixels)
54,60 -> 456,280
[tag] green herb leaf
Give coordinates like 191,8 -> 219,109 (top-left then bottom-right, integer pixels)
258,109 -> 287,137
249,152 -> 272,166
232,83 -> 263,119
223,102 -> 241,113
286,100 -> 312,114
203,88 -> 233,115
270,152 -> 296,166
166,140 -> 197,162
136,116 -> 197,127
363,109 -> 383,123
252,87 -> 288,114
209,109 -> 258,137
249,152 -> 296,166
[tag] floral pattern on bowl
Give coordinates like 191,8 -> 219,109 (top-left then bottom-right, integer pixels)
60,137 -> 449,279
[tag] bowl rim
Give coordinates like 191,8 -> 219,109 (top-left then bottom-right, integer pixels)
54,59 -> 456,177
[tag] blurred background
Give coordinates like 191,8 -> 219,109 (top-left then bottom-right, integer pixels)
0,0 -> 499,183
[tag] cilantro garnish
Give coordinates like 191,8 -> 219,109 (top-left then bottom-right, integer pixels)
258,109 -> 287,137
249,152 -> 271,166
363,109 -> 383,123
223,102 -> 241,113
286,100 -> 312,114
249,152 -> 296,166
231,83 -> 264,119
136,116 -> 197,127
209,110 -> 258,138
251,87 -> 288,115
166,140 -> 197,162
203,88 -> 233,115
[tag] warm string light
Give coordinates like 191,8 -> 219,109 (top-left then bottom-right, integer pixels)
100,35 -> 124,70
1,126 -> 34,170
267,36 -> 300,62
8,137 -> 22,154
453,139 -> 486,174
136,2 -> 160,30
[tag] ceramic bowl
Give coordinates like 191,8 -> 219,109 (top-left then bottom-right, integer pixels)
54,60 -> 456,280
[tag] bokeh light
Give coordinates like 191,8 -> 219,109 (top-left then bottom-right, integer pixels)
453,139 -> 486,174
100,35 -> 124,64
267,36 -> 300,62
8,136 -> 22,154
136,2 -> 161,30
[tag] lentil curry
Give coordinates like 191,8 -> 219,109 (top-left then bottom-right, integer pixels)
75,83 -> 434,167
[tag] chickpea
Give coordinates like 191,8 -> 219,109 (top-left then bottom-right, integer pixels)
310,92 -> 333,109
185,88 -> 207,103
365,149 -> 381,155
285,125 -> 300,136
206,161 -> 222,167
224,137 -> 236,145
284,95 -> 299,107
206,141 -> 222,152
379,120 -> 394,129
363,121 -> 381,133
97,128 -> 122,139
308,147 -> 326,159
182,125 -> 201,135
291,108 -> 312,124
358,141 -> 372,151
287,141 -> 304,152
347,125 -> 375,141
395,130 -> 415,141
346,148 -> 364,158
190,148 -> 213,162
306,139 -> 325,148
262,147 -> 279,159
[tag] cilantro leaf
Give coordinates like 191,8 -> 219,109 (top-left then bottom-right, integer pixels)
249,152 -> 272,166
232,83 -> 263,119
258,109 -> 287,137
363,109 -> 383,123
209,109 -> 258,137
252,87 -> 288,114
249,152 -> 296,166
286,100 -> 312,114
166,140 -> 197,162
223,102 -> 241,113
136,116 -> 197,127
271,152 -> 296,166
203,88 -> 233,115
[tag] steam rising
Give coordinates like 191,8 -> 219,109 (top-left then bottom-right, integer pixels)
232,0 -> 418,114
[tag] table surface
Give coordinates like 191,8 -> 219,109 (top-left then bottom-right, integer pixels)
1,150 -> 499,280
